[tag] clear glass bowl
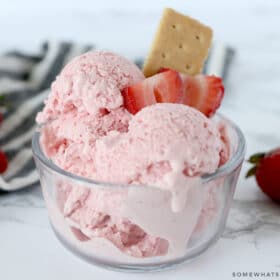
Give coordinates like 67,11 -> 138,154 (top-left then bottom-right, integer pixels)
32,114 -> 245,272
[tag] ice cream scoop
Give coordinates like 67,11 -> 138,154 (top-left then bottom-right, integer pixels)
36,51 -> 144,123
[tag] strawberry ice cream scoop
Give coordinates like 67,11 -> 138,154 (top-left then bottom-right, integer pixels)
95,103 -> 222,183
37,51 -> 143,177
36,51 -> 144,123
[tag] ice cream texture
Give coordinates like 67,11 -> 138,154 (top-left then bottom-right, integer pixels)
37,51 -> 229,257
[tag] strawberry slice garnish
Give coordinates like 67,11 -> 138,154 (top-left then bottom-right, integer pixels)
122,69 -> 183,114
181,74 -> 224,117
122,68 -> 224,117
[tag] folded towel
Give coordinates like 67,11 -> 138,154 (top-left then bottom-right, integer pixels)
0,40 -> 235,192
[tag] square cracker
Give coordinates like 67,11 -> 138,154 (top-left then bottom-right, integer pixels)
143,8 -> 213,77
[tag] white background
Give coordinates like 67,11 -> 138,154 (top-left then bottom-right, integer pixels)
1,0 -> 280,279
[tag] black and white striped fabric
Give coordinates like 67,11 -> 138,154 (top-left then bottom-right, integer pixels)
0,41 -> 234,192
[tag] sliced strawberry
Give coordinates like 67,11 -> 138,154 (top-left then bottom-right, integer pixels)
181,74 -> 224,117
122,70 -> 183,114
122,84 -> 156,115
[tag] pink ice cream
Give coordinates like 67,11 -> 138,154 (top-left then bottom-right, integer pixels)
37,51 -> 143,122
38,51 -> 143,176
94,104 -> 222,184
37,51 -> 229,258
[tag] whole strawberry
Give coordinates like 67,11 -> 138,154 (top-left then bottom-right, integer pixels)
246,148 -> 280,203
0,107 -> 8,174
0,149 -> 8,173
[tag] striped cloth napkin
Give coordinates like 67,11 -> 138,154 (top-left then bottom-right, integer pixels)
0,40 -> 234,192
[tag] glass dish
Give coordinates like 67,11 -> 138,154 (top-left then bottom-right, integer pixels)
32,114 -> 245,272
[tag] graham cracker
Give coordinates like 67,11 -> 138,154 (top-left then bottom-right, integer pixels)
143,8 -> 213,77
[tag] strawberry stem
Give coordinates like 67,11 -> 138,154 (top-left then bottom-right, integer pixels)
246,166 -> 257,178
247,153 -> 265,164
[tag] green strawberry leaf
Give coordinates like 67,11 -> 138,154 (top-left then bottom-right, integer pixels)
247,153 -> 265,164
246,166 -> 257,178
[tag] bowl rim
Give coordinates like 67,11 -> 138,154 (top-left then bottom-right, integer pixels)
32,113 -> 246,187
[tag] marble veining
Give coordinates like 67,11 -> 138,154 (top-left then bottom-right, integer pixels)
224,200 -> 280,240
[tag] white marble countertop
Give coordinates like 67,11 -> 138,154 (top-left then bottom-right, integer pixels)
1,1 -> 280,279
